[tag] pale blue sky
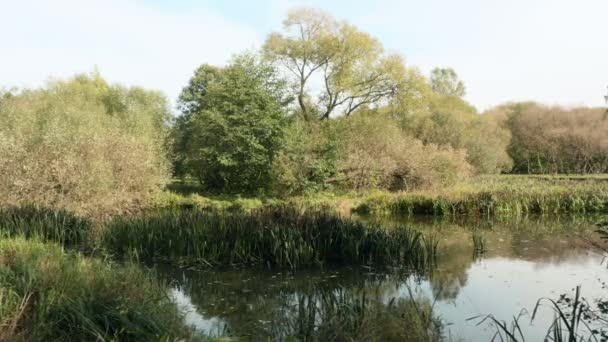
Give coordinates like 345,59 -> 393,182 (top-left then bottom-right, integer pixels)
1,0 -> 607,110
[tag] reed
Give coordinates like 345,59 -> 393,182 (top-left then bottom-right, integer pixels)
356,175 -> 608,217
474,285 -> 604,342
0,238 -> 199,341
103,206 -> 437,270
0,204 -> 91,247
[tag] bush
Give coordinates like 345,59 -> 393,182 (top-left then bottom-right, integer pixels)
335,112 -> 471,191
488,102 -> 608,174
0,72 -> 171,216
271,118 -> 342,195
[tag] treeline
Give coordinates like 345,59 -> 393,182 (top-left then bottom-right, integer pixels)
486,102 -> 608,174
171,8 -> 512,196
0,7 -> 606,214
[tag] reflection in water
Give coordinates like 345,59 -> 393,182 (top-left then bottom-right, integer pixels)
157,215 -> 608,341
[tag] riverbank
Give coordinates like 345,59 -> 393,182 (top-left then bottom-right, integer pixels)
159,174 -> 608,217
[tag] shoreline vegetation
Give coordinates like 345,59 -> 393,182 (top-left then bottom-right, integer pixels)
158,175 -> 608,218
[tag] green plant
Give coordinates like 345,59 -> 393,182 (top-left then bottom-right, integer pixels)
0,204 -> 91,247
103,206 -> 437,270
0,238 -> 196,341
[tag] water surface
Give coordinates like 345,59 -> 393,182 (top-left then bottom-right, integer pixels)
158,215 -> 608,341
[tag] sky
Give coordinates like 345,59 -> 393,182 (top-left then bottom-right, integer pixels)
1,0 -> 607,111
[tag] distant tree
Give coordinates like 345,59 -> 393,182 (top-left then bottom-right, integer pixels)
430,68 -> 466,97
488,102 -> 608,174
263,8 -> 406,120
175,60 -> 286,194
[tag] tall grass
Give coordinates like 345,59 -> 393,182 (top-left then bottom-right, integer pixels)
0,238 -> 198,341
0,204 -> 91,247
103,206 -> 437,270
356,175 -> 608,217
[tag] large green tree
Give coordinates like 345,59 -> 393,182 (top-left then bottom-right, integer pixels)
263,8 -> 406,120
174,58 -> 286,193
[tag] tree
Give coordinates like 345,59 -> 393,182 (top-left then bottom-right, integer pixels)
263,8 -> 405,120
488,102 -> 608,174
174,60 -> 286,194
430,68 -> 466,97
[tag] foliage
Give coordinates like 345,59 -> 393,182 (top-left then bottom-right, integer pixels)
399,89 -> 513,174
263,7 -> 406,119
430,67 -> 466,97
103,206 -> 438,270
271,118 -> 342,195
335,111 -> 472,190
0,238 -> 196,341
488,102 -> 608,174
0,72 -> 171,216
174,57 -> 286,194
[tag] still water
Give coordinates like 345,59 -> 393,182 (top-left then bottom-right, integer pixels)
157,215 -> 608,341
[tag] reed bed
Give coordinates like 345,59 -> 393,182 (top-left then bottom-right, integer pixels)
103,206 -> 437,270
0,238 -> 198,341
356,175 -> 608,217
0,204 -> 91,247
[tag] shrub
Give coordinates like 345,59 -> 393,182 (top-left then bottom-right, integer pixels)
488,102 -> 608,174
0,72 -> 171,216
335,112 -> 471,191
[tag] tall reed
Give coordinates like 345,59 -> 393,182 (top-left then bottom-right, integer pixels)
0,204 -> 91,247
103,206 -> 437,270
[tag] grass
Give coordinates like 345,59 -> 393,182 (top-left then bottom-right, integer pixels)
103,206 -> 437,270
355,175 -> 608,217
0,204 -> 91,248
0,238 -> 200,341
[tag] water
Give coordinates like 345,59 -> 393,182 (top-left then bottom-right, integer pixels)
157,215 -> 608,341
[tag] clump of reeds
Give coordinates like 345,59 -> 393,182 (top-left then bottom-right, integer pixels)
0,204 -> 91,247
0,238 -> 195,341
103,206 -> 437,270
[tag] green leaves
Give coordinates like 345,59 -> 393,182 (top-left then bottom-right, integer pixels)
175,59 -> 286,194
